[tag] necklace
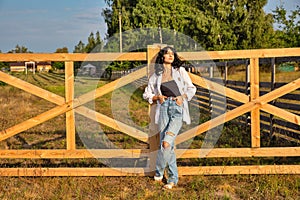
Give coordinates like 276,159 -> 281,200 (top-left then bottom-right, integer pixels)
162,66 -> 173,82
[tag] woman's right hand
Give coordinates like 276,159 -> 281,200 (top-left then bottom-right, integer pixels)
153,95 -> 167,104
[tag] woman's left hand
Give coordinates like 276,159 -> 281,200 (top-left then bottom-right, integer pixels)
175,96 -> 183,106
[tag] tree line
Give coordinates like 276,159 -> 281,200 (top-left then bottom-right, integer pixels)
1,1 -> 299,71
101,0 -> 300,51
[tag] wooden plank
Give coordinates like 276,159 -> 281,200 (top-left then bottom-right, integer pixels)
0,52 -> 147,62
1,48 -> 300,62
0,168 -> 150,176
0,149 -> 149,159
2,147 -> 298,160
0,68 -> 147,142
226,80 -> 247,87
250,58 -> 260,147
258,78 -> 300,105
273,118 -> 300,132
176,101 -> 258,145
179,47 -> 300,60
261,104 -> 300,126
65,61 -> 76,150
0,53 -> 70,62
178,165 -> 300,175
0,71 -> 65,105
276,93 -> 300,101
186,67 -> 299,147
176,147 -> 300,158
274,101 -> 300,112
189,73 -> 249,103
75,106 -> 149,143
0,102 -> 72,141
79,52 -> 147,61
272,133 -> 300,144
76,67 -> 147,106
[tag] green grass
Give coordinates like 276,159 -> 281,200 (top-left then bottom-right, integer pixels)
0,175 -> 298,199
227,66 -> 300,82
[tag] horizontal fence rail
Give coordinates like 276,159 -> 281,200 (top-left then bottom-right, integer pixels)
0,46 -> 299,176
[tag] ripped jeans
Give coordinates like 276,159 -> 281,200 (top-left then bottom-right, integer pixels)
155,97 -> 183,185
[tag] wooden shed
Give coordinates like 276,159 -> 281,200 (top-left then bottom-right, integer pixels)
10,61 -> 52,73
36,61 -> 52,72
9,62 -> 27,72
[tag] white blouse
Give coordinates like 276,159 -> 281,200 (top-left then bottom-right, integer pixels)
143,67 -> 196,124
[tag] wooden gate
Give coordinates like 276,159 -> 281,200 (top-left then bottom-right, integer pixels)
0,46 -> 299,176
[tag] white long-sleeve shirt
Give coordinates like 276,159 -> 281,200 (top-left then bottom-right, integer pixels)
143,67 -> 196,124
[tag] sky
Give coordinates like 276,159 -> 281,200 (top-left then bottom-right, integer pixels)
0,0 -> 107,53
0,0 -> 299,53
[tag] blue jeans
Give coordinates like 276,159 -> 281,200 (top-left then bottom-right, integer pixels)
155,97 -> 183,185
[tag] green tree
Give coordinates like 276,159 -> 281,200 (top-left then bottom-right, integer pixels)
55,47 -> 68,53
94,31 -> 104,52
8,45 -> 32,53
272,5 -> 300,47
74,41 -> 86,53
74,31 -> 104,53
85,32 -> 96,53
102,0 -> 275,51
103,0 -> 206,52
102,0 -> 138,39
194,0 -> 274,50
52,47 -> 68,70
73,31 -> 104,70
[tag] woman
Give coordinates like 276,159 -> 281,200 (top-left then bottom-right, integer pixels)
143,46 -> 196,189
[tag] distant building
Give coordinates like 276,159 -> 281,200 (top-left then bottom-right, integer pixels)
9,62 -> 27,72
10,61 -> 52,73
36,62 -> 52,72
78,64 -> 97,76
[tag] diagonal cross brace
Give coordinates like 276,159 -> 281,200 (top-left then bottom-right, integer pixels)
0,67 -> 148,142
176,76 -> 300,145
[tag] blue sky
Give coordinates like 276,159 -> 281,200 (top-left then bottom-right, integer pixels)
0,0 -> 299,53
0,0 -> 107,53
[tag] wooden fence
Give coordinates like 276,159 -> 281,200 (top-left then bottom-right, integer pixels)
193,79 -> 300,144
0,46 -> 299,176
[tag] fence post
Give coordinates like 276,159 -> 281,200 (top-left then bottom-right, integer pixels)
65,61 -> 76,150
224,61 -> 228,86
270,58 -> 276,137
250,58 -> 260,148
147,44 -> 164,175
245,60 -> 251,126
209,65 -> 214,79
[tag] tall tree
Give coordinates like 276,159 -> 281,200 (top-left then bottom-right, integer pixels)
74,32 -> 104,53
103,0 -> 206,51
73,41 -> 86,53
102,0 -> 275,51
85,32 -> 96,53
55,47 -> 68,53
194,0 -> 274,50
102,0 -> 138,39
52,47 -> 68,70
8,45 -> 32,53
272,5 -> 300,47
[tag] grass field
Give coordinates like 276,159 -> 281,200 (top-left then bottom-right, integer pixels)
0,71 -> 299,199
0,175 -> 299,199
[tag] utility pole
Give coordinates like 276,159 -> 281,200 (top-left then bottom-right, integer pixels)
119,10 -> 123,53
158,23 -> 163,44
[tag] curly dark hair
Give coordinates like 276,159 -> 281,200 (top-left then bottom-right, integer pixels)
154,46 -> 183,75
